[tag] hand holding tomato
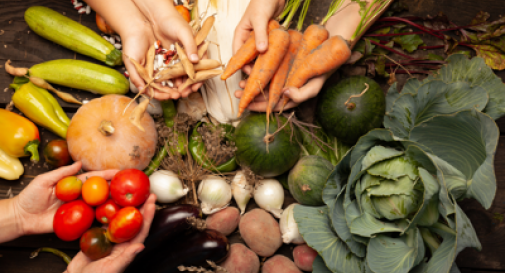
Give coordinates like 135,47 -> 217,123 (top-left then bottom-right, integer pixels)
82,176 -> 109,206
66,194 -> 156,273
106,207 -> 143,243
53,200 -> 95,241
9,162 -> 118,238
96,199 -> 122,224
55,176 -> 83,202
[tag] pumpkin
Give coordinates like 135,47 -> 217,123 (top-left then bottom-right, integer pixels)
67,95 -> 158,171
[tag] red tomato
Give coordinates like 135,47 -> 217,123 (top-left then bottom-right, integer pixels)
80,227 -> 113,261
82,176 -> 109,206
96,199 -> 121,224
53,200 -> 94,241
106,207 -> 143,243
110,169 -> 150,207
55,176 -> 83,202
43,139 -> 71,168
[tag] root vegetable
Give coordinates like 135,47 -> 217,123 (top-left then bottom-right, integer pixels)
285,36 -> 351,90
267,30 -> 302,116
206,207 -> 240,236
145,44 -> 155,78
238,29 -> 290,117
179,69 -> 223,90
195,15 -> 215,46
253,179 -> 284,218
231,171 -> 252,214
279,203 -> 304,244
220,243 -> 260,273
175,43 -> 195,80
155,59 -> 221,82
221,20 -> 280,81
198,41 -> 210,59
129,97 -> 151,132
29,76 -> 82,105
239,209 -> 282,257
262,255 -> 302,273
5,60 -> 28,77
198,175 -> 232,215
293,244 -> 318,272
281,24 -> 330,108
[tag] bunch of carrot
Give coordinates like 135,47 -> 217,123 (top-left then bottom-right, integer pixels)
221,0 -> 352,117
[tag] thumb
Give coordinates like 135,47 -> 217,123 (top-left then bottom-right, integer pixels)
38,161 -> 82,187
282,87 -> 307,104
177,23 -> 199,63
111,243 -> 145,273
251,19 -> 269,53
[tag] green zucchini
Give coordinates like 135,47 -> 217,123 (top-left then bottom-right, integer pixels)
25,6 -> 122,66
30,59 -> 129,95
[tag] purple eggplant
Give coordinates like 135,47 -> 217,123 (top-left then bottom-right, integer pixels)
144,204 -> 202,247
125,229 -> 229,273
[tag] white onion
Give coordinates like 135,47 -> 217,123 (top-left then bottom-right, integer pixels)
149,170 -> 188,203
198,175 -> 232,214
231,171 -> 253,214
280,203 -> 305,244
254,179 -> 284,218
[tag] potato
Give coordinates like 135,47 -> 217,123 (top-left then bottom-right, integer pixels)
293,244 -> 318,272
239,208 -> 282,257
206,207 -> 240,236
262,255 -> 302,273
220,243 -> 260,273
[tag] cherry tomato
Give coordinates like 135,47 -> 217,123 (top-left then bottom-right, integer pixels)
43,139 -> 71,168
55,176 -> 82,202
80,227 -> 113,261
53,200 -> 94,241
96,199 -> 121,224
82,176 -> 109,206
106,207 -> 143,243
110,169 -> 150,207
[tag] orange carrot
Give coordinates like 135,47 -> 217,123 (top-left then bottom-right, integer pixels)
266,30 -> 302,116
221,20 -> 280,81
286,36 -> 351,89
237,29 -> 290,117
280,24 -> 329,108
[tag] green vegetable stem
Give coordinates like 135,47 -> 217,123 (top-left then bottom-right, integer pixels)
189,122 -> 237,173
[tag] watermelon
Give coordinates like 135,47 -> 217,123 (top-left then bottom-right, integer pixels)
316,76 -> 385,145
288,155 -> 333,206
235,113 -> 300,178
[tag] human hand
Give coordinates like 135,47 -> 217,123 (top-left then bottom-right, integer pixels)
234,69 -> 332,112
232,0 -> 285,74
64,194 -> 156,273
12,161 -> 119,236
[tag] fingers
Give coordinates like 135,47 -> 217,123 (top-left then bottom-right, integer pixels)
283,75 -> 327,103
233,21 -> 253,54
242,64 -> 253,75
122,53 -> 146,94
38,161 -> 82,187
110,243 -> 145,273
132,194 -> 157,244
177,23 -> 199,63
251,19 -> 269,53
77,169 -> 120,182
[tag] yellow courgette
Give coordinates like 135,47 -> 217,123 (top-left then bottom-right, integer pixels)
30,59 -> 129,95
25,6 -> 122,66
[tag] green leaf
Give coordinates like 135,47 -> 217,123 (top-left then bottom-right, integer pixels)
312,255 -> 333,273
372,27 -> 391,35
375,55 -> 387,76
468,13 -> 505,33
393,34 -> 424,53
361,146 -> 404,170
367,156 -> 418,181
431,54 -> 505,119
374,41 -> 395,55
449,50 -> 472,58
470,44 -> 505,70
350,212 -> 408,237
470,11 -> 490,27
384,80 -> 489,138
366,228 -> 424,273
409,110 -> 499,209
294,205 -> 365,273
367,175 -> 416,196
324,151 -> 368,257
425,154 -> 467,200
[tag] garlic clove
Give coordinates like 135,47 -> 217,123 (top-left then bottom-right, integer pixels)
279,203 -> 305,244
231,171 -> 253,214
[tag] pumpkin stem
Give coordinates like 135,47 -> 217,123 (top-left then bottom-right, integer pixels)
344,83 -> 369,110
263,112 -> 295,145
99,120 -> 115,136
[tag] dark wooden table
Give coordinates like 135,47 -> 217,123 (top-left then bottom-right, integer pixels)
1,0 -> 504,272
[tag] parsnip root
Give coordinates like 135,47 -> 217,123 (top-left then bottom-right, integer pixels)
129,96 -> 151,132
180,69 -> 222,90
175,43 -> 195,80
5,60 -> 29,77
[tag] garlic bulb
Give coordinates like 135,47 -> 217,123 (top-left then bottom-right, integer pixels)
280,203 -> 305,244
177,92 -> 207,121
149,170 -> 188,203
198,175 -> 232,214
231,171 -> 253,214
196,0 -> 250,125
139,96 -> 163,116
254,179 -> 284,218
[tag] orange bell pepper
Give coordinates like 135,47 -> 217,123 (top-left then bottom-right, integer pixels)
0,108 -> 40,162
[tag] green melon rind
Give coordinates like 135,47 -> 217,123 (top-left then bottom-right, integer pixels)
288,155 -> 334,206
